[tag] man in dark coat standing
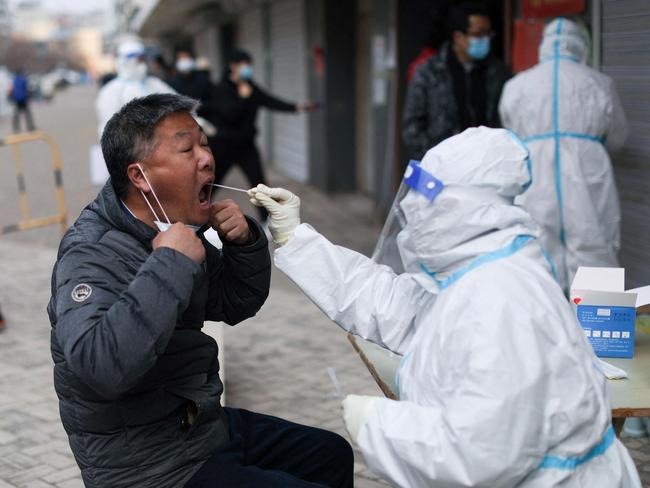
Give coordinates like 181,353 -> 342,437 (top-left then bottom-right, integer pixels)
48,93 -> 353,488
208,49 -> 316,222
402,2 -> 511,160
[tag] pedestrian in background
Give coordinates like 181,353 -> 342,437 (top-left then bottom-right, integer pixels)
208,49 -> 316,223
402,1 -> 510,160
168,50 -> 212,102
9,68 -> 36,133
167,49 -> 216,127
499,18 -> 628,291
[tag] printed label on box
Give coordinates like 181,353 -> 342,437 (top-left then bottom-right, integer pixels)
576,305 -> 636,358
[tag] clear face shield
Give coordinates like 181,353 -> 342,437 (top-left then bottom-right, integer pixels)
371,160 -> 444,274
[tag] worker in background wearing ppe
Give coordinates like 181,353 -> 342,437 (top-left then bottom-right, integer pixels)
95,39 -> 175,138
401,2 -> 511,161
92,39 -> 176,186
499,18 -> 628,292
249,127 -> 641,488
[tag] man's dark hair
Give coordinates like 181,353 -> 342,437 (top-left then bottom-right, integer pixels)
101,93 -> 199,197
226,49 -> 253,64
447,2 -> 490,40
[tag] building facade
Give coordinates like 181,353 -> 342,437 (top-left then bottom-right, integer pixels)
133,0 -> 649,285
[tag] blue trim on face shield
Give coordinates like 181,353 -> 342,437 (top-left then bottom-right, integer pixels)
538,425 -> 615,471
507,130 -> 532,190
421,235 -> 535,290
404,160 -> 445,202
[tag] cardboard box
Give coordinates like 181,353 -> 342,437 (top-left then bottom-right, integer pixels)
570,267 -> 638,358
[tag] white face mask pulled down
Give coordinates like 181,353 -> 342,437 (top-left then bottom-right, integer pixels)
136,163 -> 200,232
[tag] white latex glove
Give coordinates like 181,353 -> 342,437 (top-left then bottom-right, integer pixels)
341,394 -> 379,444
248,184 -> 301,245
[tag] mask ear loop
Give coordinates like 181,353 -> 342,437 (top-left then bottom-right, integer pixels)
136,163 -> 172,225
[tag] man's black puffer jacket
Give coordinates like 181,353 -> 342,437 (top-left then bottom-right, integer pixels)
47,181 -> 271,487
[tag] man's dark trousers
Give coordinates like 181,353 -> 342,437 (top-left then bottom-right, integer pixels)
184,408 -> 354,487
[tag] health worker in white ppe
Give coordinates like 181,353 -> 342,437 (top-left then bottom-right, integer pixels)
96,39 -> 175,138
499,18 -> 628,292
248,127 -> 641,488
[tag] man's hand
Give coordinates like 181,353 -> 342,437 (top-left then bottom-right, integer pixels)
238,81 -> 252,98
152,223 -> 206,264
297,101 -> 319,113
211,199 -> 251,245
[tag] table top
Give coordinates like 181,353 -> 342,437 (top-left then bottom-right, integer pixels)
607,330 -> 650,417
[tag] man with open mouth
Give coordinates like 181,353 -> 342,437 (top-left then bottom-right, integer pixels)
47,93 -> 353,488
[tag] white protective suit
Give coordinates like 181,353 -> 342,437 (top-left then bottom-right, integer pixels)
96,40 -> 175,137
274,127 -> 640,487
499,18 -> 628,291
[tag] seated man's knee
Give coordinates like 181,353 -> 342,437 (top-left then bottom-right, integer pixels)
320,429 -> 354,465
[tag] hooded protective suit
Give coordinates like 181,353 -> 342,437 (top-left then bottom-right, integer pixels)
274,127 -> 640,487
499,18 -> 628,291
96,40 -> 175,137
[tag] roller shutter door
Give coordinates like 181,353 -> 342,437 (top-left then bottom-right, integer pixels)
269,0 -> 309,182
239,7 -> 271,161
602,0 -> 650,287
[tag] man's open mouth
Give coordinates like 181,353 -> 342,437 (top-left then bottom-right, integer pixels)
199,183 -> 212,205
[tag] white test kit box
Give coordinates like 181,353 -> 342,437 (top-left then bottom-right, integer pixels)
570,267 -> 637,359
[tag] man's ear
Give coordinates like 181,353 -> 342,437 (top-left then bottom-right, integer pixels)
127,163 -> 150,193
452,31 -> 464,46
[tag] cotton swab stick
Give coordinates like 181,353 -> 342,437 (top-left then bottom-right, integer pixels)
211,183 -> 249,193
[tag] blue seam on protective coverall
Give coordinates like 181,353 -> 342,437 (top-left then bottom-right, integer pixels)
538,425 -> 615,470
523,132 -> 605,144
420,235 -> 535,290
541,54 -> 579,63
552,31 -> 565,245
507,130 -> 533,189
395,352 -> 412,399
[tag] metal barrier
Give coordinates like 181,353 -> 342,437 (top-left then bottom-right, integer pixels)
0,131 -> 68,237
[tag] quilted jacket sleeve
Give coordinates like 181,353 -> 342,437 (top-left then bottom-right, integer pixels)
53,243 -> 202,400
204,218 -> 271,324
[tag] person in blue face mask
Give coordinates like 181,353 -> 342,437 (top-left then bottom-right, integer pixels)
402,1 -> 512,161
206,49 -> 317,224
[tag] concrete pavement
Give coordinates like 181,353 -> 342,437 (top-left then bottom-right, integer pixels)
1,85 -> 649,487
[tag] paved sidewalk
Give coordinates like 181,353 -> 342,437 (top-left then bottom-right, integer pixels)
1,85 -> 649,487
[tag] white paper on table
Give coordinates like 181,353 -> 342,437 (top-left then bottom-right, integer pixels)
626,285 -> 650,308
595,358 -> 628,380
